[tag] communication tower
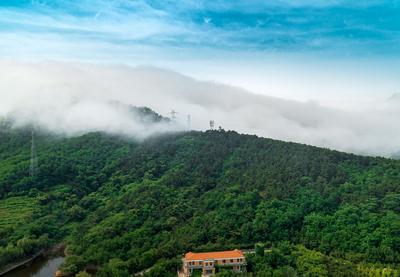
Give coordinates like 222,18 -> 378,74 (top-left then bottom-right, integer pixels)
187,114 -> 191,130
209,120 -> 215,130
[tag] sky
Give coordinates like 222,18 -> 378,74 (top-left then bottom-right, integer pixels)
1,0 -> 400,156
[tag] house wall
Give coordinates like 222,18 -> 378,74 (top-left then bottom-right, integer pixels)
215,257 -> 245,266
183,257 -> 245,276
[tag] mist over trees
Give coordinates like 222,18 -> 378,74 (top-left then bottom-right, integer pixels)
1,61 -> 400,157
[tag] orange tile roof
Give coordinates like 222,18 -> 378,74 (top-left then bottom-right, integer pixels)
185,249 -> 244,261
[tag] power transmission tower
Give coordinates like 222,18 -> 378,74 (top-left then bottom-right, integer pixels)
29,129 -> 38,177
170,110 -> 177,122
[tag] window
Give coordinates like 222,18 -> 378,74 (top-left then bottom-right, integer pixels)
222,260 -> 225,263
230,259 -> 233,263
199,261 -> 202,265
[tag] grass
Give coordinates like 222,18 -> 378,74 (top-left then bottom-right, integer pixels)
0,196 -> 37,228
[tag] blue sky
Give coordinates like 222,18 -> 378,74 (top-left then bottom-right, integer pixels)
1,0 -> 400,54
1,0 -> 400,104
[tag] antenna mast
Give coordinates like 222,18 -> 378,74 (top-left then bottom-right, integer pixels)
187,114 -> 191,130
29,129 -> 38,177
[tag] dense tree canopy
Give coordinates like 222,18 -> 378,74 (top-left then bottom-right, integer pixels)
0,123 -> 399,276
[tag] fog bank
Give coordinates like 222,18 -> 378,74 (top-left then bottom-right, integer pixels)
1,60 -> 399,156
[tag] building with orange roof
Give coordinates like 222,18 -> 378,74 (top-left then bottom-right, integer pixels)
180,249 -> 246,277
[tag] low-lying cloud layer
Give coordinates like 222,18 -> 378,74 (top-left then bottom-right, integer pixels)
1,60 -> 399,157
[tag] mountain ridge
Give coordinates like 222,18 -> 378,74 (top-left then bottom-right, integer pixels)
0,116 -> 399,276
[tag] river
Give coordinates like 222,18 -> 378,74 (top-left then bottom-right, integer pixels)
3,256 -> 65,277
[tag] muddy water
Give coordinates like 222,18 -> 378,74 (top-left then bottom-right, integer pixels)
3,256 -> 65,277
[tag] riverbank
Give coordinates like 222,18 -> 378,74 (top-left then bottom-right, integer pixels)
0,250 -> 45,276
0,243 -> 65,276
3,256 -> 65,277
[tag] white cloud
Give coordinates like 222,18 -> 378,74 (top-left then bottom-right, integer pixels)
0,60 -> 399,157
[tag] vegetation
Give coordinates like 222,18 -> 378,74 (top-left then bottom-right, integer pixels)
0,119 -> 399,276
0,196 -> 37,228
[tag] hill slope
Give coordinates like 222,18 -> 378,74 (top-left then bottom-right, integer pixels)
0,127 -> 399,276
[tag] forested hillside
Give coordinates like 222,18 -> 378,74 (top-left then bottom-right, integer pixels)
0,123 -> 399,276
